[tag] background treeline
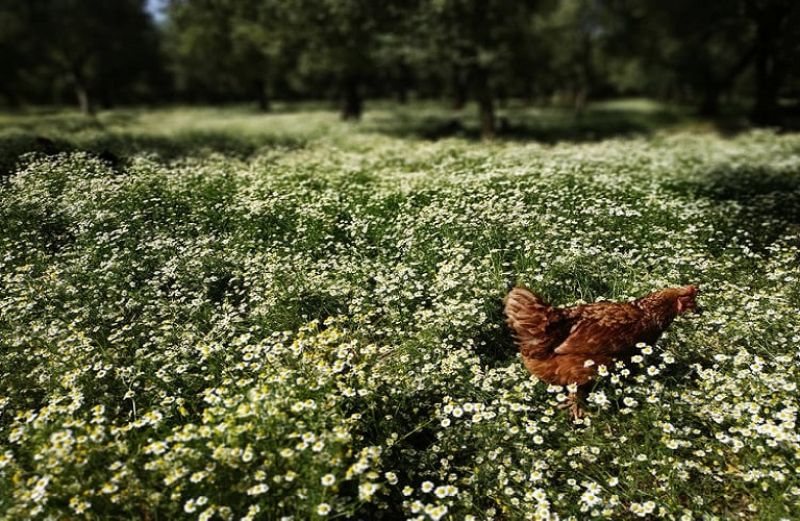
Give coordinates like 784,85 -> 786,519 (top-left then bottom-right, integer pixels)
2,0 -> 799,137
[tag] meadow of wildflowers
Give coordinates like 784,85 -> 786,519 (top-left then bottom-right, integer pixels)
1,109 -> 799,520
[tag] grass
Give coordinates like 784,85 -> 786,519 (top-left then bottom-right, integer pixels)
1,101 -> 799,520
0,99 -> 701,176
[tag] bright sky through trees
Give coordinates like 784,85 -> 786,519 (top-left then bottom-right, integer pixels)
146,0 -> 166,22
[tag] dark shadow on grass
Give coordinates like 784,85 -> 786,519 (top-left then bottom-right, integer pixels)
472,295 -> 519,367
366,101 -> 800,144
368,102 -> 693,143
664,162 -> 800,253
0,130 -> 307,177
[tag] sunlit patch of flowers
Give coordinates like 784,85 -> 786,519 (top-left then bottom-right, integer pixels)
1,123 -> 799,519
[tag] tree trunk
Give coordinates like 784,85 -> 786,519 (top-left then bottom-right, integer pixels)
752,68 -> 780,125
256,79 -> 271,112
341,75 -> 362,120
397,84 -> 409,104
474,68 -> 495,140
752,43 -> 780,125
479,96 -> 495,140
576,33 -> 594,118
452,69 -> 468,110
699,44 -> 755,117
497,86 -> 508,109
749,2 -> 786,125
70,66 -> 95,116
75,83 -> 95,116
574,87 -> 588,118
396,62 -> 411,104
698,89 -> 721,117
0,86 -> 19,108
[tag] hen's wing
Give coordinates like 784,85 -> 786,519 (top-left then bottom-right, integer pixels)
552,302 -> 645,356
505,287 -> 575,359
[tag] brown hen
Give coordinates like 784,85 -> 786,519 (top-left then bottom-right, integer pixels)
504,285 -> 699,418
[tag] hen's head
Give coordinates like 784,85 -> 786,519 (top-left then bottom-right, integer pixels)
657,284 -> 699,314
675,284 -> 699,314
639,285 -> 700,324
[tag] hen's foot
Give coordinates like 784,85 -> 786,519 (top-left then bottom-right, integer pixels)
557,392 -> 584,420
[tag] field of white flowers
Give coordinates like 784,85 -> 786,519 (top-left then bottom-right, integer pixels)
1,107 -> 799,520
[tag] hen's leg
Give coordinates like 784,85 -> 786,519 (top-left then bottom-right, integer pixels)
557,391 -> 585,420
570,395 -> 583,420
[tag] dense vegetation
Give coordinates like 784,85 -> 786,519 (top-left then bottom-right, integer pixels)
2,0 -> 800,132
1,105 -> 799,519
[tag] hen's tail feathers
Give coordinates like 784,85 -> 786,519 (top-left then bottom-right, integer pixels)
504,286 -> 561,359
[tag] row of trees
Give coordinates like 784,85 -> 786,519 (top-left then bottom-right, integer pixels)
0,0 -> 164,114
2,0 -> 799,136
